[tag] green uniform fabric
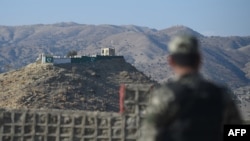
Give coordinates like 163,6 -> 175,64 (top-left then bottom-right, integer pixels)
140,73 -> 242,141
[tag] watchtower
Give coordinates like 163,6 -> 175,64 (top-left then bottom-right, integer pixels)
101,48 -> 115,56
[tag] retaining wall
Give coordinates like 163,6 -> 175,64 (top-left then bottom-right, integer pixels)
0,84 -> 154,141
0,109 -> 141,141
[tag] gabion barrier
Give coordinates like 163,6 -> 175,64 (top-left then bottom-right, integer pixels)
119,84 -> 154,115
0,84 -> 154,141
0,109 -> 141,141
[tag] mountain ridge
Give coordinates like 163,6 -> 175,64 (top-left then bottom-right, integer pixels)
0,23 -> 250,89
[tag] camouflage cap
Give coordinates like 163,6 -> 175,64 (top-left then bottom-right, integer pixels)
168,35 -> 199,55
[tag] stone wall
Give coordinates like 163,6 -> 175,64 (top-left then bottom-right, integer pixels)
0,109 -> 134,141
0,84 -> 154,141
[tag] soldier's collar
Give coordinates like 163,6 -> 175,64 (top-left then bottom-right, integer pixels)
175,72 -> 202,81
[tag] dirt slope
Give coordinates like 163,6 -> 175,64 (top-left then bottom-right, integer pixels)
0,58 -> 153,112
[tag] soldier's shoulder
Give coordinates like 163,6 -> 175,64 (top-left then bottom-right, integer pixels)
159,80 -> 184,89
199,80 -> 234,100
203,80 -> 231,93
150,83 -> 176,104
152,83 -> 174,97
153,81 -> 184,94
151,81 -> 188,104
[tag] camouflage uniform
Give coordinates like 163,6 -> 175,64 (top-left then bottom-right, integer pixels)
140,35 -> 242,141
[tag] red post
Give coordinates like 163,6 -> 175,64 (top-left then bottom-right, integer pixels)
119,84 -> 125,113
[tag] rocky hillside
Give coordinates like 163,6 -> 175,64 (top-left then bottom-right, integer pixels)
0,58 -> 153,111
233,86 -> 250,120
0,23 -> 250,89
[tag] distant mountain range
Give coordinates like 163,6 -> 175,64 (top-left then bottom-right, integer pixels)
0,22 -> 250,88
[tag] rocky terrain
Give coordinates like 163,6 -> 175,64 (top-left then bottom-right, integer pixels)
234,86 -> 250,119
0,58 -> 153,112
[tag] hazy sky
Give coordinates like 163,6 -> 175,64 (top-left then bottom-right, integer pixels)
1,0 -> 250,36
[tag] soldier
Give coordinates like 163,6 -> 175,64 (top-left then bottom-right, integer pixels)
140,35 -> 242,141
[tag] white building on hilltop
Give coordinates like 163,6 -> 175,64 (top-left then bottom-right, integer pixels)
101,48 -> 115,56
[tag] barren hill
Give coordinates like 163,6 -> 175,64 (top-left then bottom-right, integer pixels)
0,58 -> 153,111
0,23 -> 250,88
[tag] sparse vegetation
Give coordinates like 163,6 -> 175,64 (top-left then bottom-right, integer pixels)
0,58 -> 154,112
0,24 -> 249,88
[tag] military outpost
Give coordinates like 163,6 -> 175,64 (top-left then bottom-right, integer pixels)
39,48 -> 122,64
0,46 -> 156,140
